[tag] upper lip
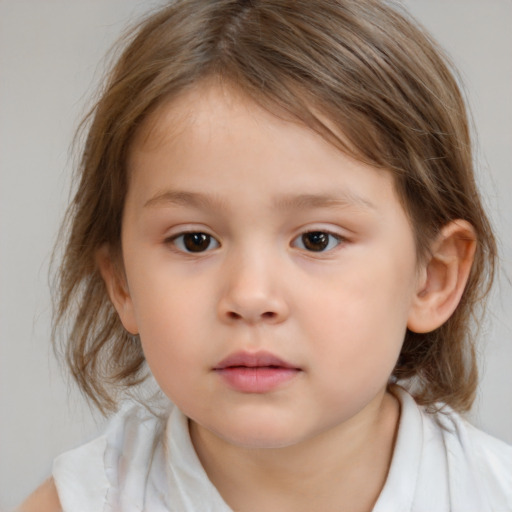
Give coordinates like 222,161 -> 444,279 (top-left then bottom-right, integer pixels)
214,350 -> 299,370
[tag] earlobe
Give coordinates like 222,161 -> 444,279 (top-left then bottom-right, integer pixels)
96,245 -> 139,335
407,220 -> 476,333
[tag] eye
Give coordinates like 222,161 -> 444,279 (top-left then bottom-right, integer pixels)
292,231 -> 342,252
170,232 -> 220,253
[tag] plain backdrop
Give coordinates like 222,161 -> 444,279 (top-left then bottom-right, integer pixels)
0,0 -> 511,509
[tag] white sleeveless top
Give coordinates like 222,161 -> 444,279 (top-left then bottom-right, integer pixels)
53,388 -> 512,511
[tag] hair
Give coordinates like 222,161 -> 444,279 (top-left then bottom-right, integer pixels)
53,0 -> 496,414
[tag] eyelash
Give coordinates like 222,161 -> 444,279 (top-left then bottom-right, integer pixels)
166,229 -> 345,255
291,230 -> 344,253
167,232 -> 220,253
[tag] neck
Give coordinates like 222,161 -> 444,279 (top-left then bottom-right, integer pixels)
190,390 -> 400,512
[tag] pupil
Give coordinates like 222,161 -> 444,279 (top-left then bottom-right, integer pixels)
303,232 -> 328,251
184,233 -> 210,252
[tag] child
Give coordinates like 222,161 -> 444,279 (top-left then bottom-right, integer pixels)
18,0 -> 512,510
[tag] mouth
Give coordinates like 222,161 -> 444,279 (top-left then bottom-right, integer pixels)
213,351 -> 301,393
214,350 -> 299,370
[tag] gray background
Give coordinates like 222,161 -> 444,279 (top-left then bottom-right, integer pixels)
1,1 -> 511,509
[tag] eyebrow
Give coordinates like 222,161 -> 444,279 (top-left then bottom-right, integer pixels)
272,192 -> 376,212
143,190 -> 376,212
144,190 -> 227,211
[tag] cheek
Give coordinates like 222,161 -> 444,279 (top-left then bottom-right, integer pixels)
136,303 -> 204,402
125,269 -> 211,381
309,255 -> 414,370
126,250 -> 206,332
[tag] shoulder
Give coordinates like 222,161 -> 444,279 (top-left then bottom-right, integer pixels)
445,414 -> 512,490
15,478 -> 62,512
422,396 -> 512,507
382,387 -> 512,510
434,403 -> 512,465
52,400 -> 170,510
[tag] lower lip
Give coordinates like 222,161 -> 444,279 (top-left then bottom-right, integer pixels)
215,367 -> 300,393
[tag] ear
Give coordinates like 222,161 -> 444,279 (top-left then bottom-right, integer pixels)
407,220 -> 476,333
96,245 -> 139,335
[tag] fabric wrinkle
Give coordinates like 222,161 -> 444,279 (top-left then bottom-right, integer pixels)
52,387 -> 512,511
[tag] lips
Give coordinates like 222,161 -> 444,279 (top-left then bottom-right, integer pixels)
213,351 -> 301,393
214,351 -> 298,370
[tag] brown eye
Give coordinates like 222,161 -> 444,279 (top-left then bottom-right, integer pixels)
293,231 -> 342,252
172,232 -> 220,253
302,232 -> 328,251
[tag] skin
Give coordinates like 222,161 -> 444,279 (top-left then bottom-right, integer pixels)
16,478 -> 61,512
21,82 -> 476,512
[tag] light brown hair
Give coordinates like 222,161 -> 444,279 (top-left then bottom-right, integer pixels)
54,0 -> 496,414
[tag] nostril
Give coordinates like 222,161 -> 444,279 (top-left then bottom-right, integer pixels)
225,310 -> 277,321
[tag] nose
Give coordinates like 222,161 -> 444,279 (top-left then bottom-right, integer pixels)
217,251 -> 289,325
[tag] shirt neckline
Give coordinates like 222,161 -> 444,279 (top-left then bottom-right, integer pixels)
164,387 -> 421,511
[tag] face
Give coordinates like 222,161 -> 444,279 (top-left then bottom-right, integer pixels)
113,84 -> 423,449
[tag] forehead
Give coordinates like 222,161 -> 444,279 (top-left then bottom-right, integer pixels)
131,81 -> 255,153
126,82 -> 403,218
131,78 -> 360,161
